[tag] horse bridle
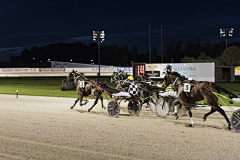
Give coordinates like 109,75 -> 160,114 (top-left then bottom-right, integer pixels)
164,73 -> 183,87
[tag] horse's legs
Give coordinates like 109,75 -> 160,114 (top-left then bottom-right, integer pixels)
100,96 -> 104,108
71,98 -> 79,109
204,94 -> 231,130
88,97 -> 99,112
214,107 -> 231,130
186,107 -> 194,127
80,98 -> 88,106
173,100 -> 180,119
203,107 -> 216,121
174,105 -> 178,119
145,97 -> 150,108
79,94 -> 85,106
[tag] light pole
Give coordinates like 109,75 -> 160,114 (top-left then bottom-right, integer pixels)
149,24 -> 151,63
93,31 -> 105,77
161,25 -> 163,63
220,28 -> 234,65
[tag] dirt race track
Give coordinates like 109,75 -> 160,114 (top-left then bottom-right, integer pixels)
0,94 -> 240,160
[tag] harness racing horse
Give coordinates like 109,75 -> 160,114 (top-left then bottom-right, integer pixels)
69,70 -> 118,112
162,71 -> 237,130
110,71 -> 129,84
135,73 -> 158,86
136,81 -> 165,105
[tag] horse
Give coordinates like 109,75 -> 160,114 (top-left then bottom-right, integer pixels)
135,73 -> 158,86
135,81 -> 165,106
162,70 -> 238,130
69,70 -> 118,112
110,70 -> 129,84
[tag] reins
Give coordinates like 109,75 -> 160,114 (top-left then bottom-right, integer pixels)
169,74 -> 240,120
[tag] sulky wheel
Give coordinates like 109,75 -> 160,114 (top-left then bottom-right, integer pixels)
107,100 -> 120,118
168,99 -> 186,116
231,109 -> 240,133
128,100 -> 141,116
168,99 -> 175,112
149,101 -> 156,113
156,99 -> 169,117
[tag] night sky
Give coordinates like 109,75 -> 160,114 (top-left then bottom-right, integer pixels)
0,0 -> 240,61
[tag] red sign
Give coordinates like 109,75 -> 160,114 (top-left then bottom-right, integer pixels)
137,65 -> 145,76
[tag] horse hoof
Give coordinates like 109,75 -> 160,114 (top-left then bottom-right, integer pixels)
70,107 -> 73,109
88,109 -> 91,112
202,117 -> 206,122
189,124 -> 193,127
227,125 -> 231,130
175,113 -> 178,120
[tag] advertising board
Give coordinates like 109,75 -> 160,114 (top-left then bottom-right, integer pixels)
0,68 -> 39,72
235,66 -> 240,76
145,63 -> 215,82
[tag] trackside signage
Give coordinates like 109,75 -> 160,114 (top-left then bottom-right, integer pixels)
235,66 -> 240,76
39,68 -> 66,72
145,63 -> 215,82
0,68 -> 39,72
0,67 -> 132,73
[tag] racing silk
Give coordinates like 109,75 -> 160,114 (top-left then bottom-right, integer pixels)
127,82 -> 139,96
121,81 -> 139,96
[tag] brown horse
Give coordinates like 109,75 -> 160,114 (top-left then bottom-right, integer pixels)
69,70 -> 103,112
69,70 -> 119,112
162,71 -> 236,130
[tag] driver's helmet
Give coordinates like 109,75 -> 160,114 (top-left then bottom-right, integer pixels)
127,76 -> 134,81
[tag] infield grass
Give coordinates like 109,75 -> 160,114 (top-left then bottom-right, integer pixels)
0,77 -> 114,99
0,77 -> 239,106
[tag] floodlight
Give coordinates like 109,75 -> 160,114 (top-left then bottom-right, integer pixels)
219,28 -> 234,65
93,30 -> 105,76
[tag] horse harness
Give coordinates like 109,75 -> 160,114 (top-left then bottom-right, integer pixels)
172,77 -> 197,105
172,77 -> 218,106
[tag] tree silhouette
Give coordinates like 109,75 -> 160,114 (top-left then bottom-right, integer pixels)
121,45 -> 130,65
151,44 -> 158,63
218,46 -> 240,66
131,45 -> 138,63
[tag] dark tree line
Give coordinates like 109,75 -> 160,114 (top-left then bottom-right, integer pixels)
1,39 -> 240,67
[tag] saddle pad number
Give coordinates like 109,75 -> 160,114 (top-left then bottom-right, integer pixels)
184,83 -> 191,92
79,81 -> 85,88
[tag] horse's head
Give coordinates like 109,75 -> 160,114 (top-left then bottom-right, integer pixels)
162,71 -> 184,88
76,72 -> 86,81
135,75 -> 142,81
69,70 -> 78,79
162,73 -> 171,88
111,72 -> 119,83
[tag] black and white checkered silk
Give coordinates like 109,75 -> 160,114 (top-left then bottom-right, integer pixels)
128,82 -> 139,96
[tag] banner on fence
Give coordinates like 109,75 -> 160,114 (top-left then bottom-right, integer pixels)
235,66 -> 240,76
145,63 -> 215,82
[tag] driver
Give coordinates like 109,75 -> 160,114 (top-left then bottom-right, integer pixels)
112,76 -> 139,98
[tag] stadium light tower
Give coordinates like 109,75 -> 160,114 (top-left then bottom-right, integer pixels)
93,31 -> 105,76
220,28 -> 234,65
